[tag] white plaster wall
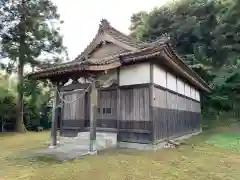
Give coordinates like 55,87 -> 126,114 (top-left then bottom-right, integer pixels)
167,72 -> 177,91
185,83 -> 191,97
119,62 -> 201,101
119,63 -> 150,86
177,78 -> 185,95
153,64 -> 167,87
190,87 -> 195,99
196,90 -> 200,101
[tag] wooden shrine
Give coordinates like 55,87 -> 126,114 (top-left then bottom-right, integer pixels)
29,19 -> 210,147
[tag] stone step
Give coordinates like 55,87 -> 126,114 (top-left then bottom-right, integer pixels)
76,132 -> 116,138
60,137 -> 114,144
60,139 -> 115,149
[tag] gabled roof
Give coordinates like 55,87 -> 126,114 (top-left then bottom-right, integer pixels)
73,19 -> 168,62
29,19 -> 211,92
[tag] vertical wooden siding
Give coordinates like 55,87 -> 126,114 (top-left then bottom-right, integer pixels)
152,86 -> 201,142
62,92 -> 85,120
120,87 -> 150,122
96,90 -> 117,129
61,90 -> 86,136
61,88 -> 118,132
118,87 -> 152,143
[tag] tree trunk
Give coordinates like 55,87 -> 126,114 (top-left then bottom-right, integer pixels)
0,117 -> 3,132
16,1 -> 27,133
16,62 -> 26,132
2,120 -> 5,132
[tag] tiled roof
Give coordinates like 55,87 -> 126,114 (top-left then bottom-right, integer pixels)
31,45 -> 158,75
73,19 -> 169,62
105,26 -> 143,49
29,19 -> 210,92
28,45 -> 163,79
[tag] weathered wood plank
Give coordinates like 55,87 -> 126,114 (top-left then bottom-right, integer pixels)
51,85 -> 60,146
117,86 -> 151,143
89,82 -> 97,152
120,87 -> 150,121
97,89 -> 117,120
152,86 -> 201,142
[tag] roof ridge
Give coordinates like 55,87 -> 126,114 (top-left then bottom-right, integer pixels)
73,19 -> 170,62
81,19 -> 148,61
98,19 -> 111,32
100,19 -> 141,42
108,26 -> 143,43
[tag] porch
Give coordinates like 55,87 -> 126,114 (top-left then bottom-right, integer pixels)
59,80 -> 152,144
37,131 -> 117,161
60,83 -> 118,137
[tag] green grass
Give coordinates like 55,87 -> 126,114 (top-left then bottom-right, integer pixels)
0,130 -> 240,180
206,132 -> 240,152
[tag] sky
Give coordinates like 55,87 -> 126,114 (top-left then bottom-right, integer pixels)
52,0 -> 168,60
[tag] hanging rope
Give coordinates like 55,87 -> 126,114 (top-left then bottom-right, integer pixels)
57,81 -> 93,104
52,78 -> 116,109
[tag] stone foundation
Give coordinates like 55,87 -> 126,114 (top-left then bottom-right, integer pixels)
57,130 -> 201,152
60,132 -> 117,150
118,129 -> 202,151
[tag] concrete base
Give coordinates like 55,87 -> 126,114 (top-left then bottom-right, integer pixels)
36,130 -> 201,160
36,132 -> 117,161
48,145 -> 58,149
48,141 -> 60,149
60,132 -> 117,149
118,130 -> 202,151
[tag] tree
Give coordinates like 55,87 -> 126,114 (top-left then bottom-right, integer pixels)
0,73 -> 53,132
0,73 -> 16,132
0,0 -> 65,132
130,0 -> 240,123
129,11 -> 148,40
22,78 -> 52,129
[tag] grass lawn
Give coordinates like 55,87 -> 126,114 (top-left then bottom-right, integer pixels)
0,130 -> 240,180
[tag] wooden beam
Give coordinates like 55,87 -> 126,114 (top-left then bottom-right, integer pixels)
149,63 -> 154,143
50,84 -> 60,148
59,91 -> 63,136
89,82 -> 98,152
84,91 -> 89,129
116,68 -> 121,140
60,83 -> 91,92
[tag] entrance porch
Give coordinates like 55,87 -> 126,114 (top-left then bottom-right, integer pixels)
37,131 -> 117,161
59,81 -> 118,137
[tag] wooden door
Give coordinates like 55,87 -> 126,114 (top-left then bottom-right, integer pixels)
97,89 -> 117,129
61,90 -> 86,133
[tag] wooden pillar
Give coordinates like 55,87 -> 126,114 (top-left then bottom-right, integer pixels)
116,68 -> 121,140
84,91 -> 89,128
50,84 -> 60,148
149,63 -> 154,143
89,81 -> 97,152
116,88 -> 120,137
